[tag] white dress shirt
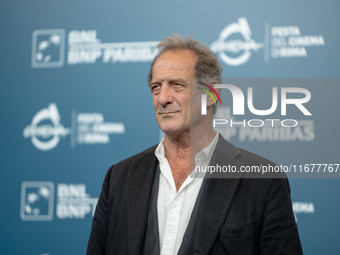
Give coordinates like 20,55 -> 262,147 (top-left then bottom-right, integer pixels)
155,132 -> 219,255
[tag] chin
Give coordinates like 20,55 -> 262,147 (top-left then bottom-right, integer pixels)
159,126 -> 177,135
159,124 -> 179,134
159,125 -> 189,137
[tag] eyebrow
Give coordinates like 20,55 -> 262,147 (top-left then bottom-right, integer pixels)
149,78 -> 187,86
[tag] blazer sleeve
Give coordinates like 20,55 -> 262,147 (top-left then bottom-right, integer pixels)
259,177 -> 303,255
86,166 -> 113,255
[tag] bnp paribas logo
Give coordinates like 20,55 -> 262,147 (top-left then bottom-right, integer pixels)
20,182 -> 55,221
31,29 -> 65,68
31,28 -> 159,68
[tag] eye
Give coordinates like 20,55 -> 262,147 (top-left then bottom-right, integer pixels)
172,82 -> 184,91
151,84 -> 161,94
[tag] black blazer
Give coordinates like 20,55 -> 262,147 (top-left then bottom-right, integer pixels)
87,134 -> 303,255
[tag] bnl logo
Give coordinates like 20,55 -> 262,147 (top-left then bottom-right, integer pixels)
20,182 -> 54,221
31,29 -> 65,68
199,83 -> 312,116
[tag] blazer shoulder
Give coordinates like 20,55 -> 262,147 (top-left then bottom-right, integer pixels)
107,144 -> 158,175
117,144 -> 157,164
236,147 -> 277,166
217,133 -> 277,167
237,146 -> 288,180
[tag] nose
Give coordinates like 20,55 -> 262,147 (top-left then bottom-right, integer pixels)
157,84 -> 174,107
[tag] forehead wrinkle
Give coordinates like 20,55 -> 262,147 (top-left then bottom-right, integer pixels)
152,77 -> 187,83
151,50 -> 197,84
153,49 -> 197,70
152,64 -> 187,75
152,63 -> 194,79
151,67 -> 190,84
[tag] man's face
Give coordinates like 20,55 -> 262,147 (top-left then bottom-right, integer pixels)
150,50 -> 198,136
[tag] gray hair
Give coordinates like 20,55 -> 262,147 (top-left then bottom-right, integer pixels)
147,34 -> 223,113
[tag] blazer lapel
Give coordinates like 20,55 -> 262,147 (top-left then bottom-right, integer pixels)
127,149 -> 158,255
179,135 -> 244,255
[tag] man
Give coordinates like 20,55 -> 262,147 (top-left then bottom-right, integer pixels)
87,34 -> 303,255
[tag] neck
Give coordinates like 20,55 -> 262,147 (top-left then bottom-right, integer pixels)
163,126 -> 216,161
161,115 -> 216,191
163,131 -> 190,158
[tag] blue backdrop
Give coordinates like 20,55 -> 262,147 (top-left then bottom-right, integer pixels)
1,0 -> 340,254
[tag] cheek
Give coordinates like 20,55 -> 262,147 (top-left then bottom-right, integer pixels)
152,97 -> 158,108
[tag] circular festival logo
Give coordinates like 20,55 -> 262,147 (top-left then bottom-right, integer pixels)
23,103 -> 70,151
210,17 -> 263,66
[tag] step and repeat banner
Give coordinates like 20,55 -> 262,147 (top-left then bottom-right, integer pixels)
1,0 -> 340,254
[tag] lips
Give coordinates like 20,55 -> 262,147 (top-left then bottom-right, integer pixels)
158,111 -> 179,115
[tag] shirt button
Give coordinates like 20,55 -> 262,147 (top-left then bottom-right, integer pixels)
167,237 -> 173,242
172,202 -> 177,207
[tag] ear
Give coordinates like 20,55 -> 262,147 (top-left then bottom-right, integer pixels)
206,81 -> 220,107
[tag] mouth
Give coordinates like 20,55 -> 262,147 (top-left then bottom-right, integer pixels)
159,111 -> 178,115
